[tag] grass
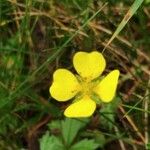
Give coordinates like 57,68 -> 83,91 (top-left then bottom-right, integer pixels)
0,0 -> 150,150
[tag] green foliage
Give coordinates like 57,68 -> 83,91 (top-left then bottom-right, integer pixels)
99,97 -> 120,130
0,0 -> 149,149
41,118 -> 98,150
104,0 -> 144,50
40,132 -> 64,150
70,139 -> 99,150
146,143 -> 150,150
58,0 -> 92,11
40,132 -> 99,150
61,118 -> 87,146
145,0 -> 150,3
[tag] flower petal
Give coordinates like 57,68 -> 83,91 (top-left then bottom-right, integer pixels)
49,69 -> 80,101
73,51 -> 106,80
94,70 -> 120,103
64,96 -> 96,118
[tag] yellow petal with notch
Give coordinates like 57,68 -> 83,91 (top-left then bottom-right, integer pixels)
49,69 -> 80,101
64,96 -> 96,117
94,70 -> 120,102
73,51 -> 106,80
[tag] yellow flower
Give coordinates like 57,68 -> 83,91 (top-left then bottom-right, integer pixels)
49,51 -> 120,118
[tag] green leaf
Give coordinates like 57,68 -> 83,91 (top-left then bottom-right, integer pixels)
48,120 -> 61,131
94,131 -> 106,148
61,118 -> 88,146
99,97 -> 120,130
146,143 -> 150,149
145,0 -> 150,4
39,131 -> 64,150
70,139 -> 99,150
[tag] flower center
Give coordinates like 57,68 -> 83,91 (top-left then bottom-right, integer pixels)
80,80 -> 95,96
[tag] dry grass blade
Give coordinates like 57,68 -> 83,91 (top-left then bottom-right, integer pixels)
103,0 -> 144,52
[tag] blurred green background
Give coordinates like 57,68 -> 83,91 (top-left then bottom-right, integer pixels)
0,0 -> 150,150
